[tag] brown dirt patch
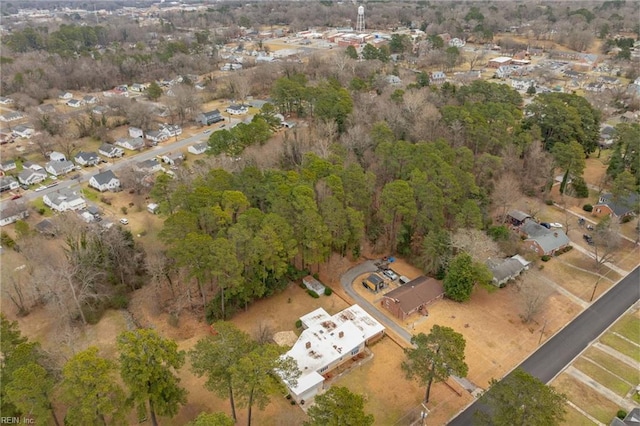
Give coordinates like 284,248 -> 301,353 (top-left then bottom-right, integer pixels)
552,373 -> 620,423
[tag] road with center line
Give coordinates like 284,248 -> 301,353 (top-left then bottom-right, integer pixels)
448,265 -> 640,425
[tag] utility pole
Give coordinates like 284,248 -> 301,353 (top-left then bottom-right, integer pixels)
538,318 -> 548,345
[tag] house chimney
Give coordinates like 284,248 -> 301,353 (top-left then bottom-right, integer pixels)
338,331 -> 344,338
305,341 -> 311,349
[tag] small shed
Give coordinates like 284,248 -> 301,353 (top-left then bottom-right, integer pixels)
147,203 -> 159,214
302,275 -> 326,295
362,273 -> 385,292
507,210 -> 531,227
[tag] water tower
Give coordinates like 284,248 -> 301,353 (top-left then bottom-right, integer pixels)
356,5 -> 365,32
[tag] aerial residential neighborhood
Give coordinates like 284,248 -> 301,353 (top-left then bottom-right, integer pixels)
0,1 -> 638,425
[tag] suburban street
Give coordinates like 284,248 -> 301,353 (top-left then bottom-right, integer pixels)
448,265 -> 640,425
1,116 -> 246,210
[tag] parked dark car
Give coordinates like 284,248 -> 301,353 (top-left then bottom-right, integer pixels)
540,222 -> 551,229
583,234 -> 594,245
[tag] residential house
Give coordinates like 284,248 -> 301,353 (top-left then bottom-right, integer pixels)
511,78 -> 536,91
226,104 -> 249,115
38,104 -> 56,114
0,176 -> 19,192
430,71 -> 446,85
18,168 -> 47,185
282,305 -> 385,404
129,127 -> 144,138
12,125 -> 34,139
145,131 -> 168,144
386,75 -> 402,85
188,142 -> 209,155
598,76 -> 619,86
610,407 -> 640,426
49,151 -> 66,162
98,143 -> 124,158
522,223 -> 571,256
43,189 -> 86,212
585,82 -> 605,93
58,92 -> 73,100
66,99 -> 84,108
600,125 -> 615,148
486,255 -> 531,287
35,219 -> 56,237
92,105 -> 109,115
159,124 -> 182,137
130,83 -> 147,92
454,70 -> 482,84
136,158 -> 162,174
302,276 -> 326,295
23,161 -> 44,171
0,96 -> 14,105
161,152 -> 184,166
83,95 -> 98,104
520,219 -> 552,239
381,276 -> 444,321
115,137 -> 145,151
0,159 -> 17,172
593,193 -> 640,220
0,111 -> 24,122
0,201 -> 28,227
45,160 -> 75,177
89,170 -> 120,192
197,109 -> 224,125
74,151 -> 100,167
506,210 -> 531,227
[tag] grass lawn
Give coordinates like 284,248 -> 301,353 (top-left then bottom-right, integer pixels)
583,347 -> 640,384
562,404 -> 597,426
610,314 -> 640,345
29,198 -> 53,217
81,187 -> 99,202
553,374 -> 620,424
574,358 -> 633,397
600,333 -> 640,363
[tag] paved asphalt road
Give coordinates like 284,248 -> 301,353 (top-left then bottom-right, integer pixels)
448,265 -> 640,425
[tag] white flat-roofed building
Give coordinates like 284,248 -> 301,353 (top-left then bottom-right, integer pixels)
282,304 -> 384,403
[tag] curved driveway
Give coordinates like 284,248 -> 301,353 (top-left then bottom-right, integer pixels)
340,261 -> 414,344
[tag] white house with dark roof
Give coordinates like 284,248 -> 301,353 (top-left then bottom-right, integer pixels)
74,151 -> 100,167
226,104 -> 249,115
0,176 -> 19,192
45,160 -> 75,177
282,305 -> 385,403
12,125 -> 34,139
486,255 -> 531,287
67,99 -> 84,108
43,190 -> 85,212
188,142 -> 209,155
58,92 -> 73,100
159,124 -> 182,137
0,159 -> 17,172
161,152 -> 184,166
145,130 -> 169,144
136,158 -> 162,174
89,170 -> 120,192
115,137 -> 145,151
43,189 -> 85,212
98,143 -> 124,158
0,201 -> 28,227
83,95 -> 98,104
197,109 -> 224,125
49,151 -> 67,162
18,168 -> 47,185
129,127 -> 144,138
23,161 -> 44,171
0,111 -> 24,122
430,71 -> 447,84
0,96 -> 14,105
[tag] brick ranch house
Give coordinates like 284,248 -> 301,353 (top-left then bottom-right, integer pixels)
381,276 -> 444,321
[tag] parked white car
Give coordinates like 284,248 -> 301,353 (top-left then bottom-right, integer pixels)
119,218 -> 129,225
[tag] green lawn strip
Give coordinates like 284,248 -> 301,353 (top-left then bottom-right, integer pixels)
29,198 -> 53,217
574,358 -> 632,397
584,348 -> 640,384
81,187 -> 99,202
562,404 -> 597,426
600,333 -> 640,363
610,315 -> 640,345
553,374 -> 620,424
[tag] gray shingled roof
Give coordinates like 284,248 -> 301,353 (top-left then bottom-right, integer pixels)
596,193 -> 640,217
520,219 -> 549,238
92,170 -> 118,186
487,257 -> 528,285
529,230 -> 570,254
508,210 -> 531,222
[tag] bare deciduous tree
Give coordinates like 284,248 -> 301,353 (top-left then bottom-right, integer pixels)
592,216 -> 622,270
517,274 -> 550,323
493,173 -> 523,222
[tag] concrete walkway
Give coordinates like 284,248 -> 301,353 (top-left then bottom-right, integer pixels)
535,272 -> 590,309
593,342 -> 640,369
566,366 -> 637,412
570,243 -> 629,276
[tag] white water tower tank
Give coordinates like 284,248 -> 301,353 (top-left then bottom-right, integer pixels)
358,5 -> 364,15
